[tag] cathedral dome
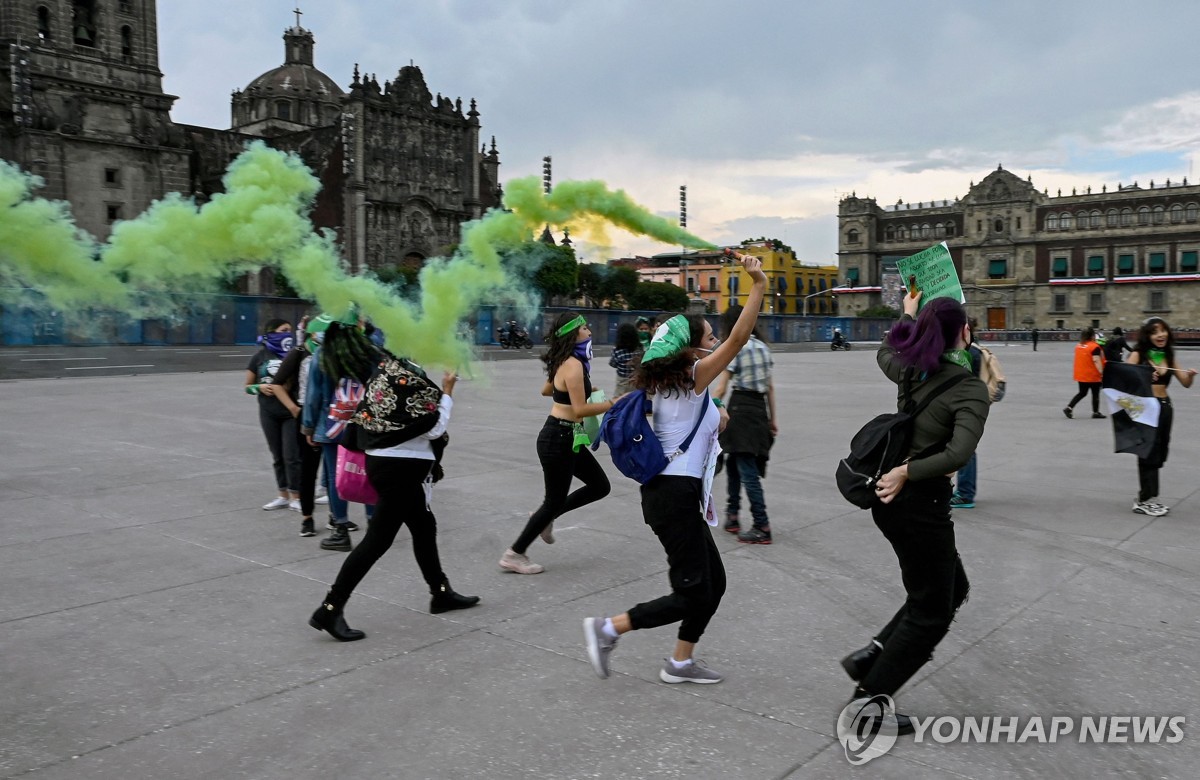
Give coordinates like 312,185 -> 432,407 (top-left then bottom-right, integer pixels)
244,62 -> 344,99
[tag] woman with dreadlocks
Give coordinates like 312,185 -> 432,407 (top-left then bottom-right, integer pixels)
308,320 -> 478,642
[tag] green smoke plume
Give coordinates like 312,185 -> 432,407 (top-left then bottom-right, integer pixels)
2,141 -> 717,367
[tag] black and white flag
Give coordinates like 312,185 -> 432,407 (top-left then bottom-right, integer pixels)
1102,362 -> 1160,459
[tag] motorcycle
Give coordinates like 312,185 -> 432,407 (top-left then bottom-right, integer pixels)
830,336 -> 852,351
497,324 -> 533,350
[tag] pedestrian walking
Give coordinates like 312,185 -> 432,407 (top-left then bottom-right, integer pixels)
1063,327 -> 1105,419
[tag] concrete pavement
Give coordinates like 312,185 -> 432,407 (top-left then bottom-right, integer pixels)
2,341 -> 1198,779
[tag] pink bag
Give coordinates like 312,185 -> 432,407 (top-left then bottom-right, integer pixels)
335,446 -> 379,505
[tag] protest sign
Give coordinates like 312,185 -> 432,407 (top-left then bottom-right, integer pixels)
895,242 -> 965,310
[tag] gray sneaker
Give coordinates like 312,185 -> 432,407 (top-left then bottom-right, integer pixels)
659,658 -> 723,684
583,617 -> 618,679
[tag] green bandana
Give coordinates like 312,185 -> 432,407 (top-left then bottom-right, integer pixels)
943,348 -> 972,371
641,315 -> 691,363
1148,347 -> 1167,366
556,315 -> 586,338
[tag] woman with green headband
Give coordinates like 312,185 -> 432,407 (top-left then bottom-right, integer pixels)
500,311 -> 616,575
583,253 -> 767,685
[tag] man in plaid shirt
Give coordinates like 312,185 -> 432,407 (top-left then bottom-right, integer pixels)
715,306 -> 777,544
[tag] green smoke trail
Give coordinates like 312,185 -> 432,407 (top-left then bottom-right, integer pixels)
0,160 -> 126,311
3,142 -> 719,367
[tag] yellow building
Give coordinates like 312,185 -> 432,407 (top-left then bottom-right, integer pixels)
722,241 -> 841,315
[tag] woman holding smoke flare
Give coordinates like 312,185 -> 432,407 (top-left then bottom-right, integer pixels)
583,253 -> 765,685
838,290 -> 989,734
309,320 -> 478,642
245,318 -> 303,512
499,312 -> 615,575
1126,317 -> 1196,517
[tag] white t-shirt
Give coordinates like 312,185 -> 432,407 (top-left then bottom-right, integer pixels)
653,387 -> 719,478
365,395 -> 453,460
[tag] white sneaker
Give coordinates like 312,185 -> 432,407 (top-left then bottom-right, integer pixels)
314,494 -> 329,505
288,500 -> 302,513
1132,501 -> 1167,517
262,497 -> 290,510
315,485 -> 327,499
499,548 -> 544,574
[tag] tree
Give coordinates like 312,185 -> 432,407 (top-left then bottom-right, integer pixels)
531,243 -> 579,302
601,266 -> 640,308
628,281 -> 689,312
857,304 -> 900,318
577,263 -> 603,308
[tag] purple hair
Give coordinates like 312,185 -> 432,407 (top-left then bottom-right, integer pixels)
886,297 -> 968,374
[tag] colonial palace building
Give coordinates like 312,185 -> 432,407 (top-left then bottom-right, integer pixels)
837,166 -> 1200,331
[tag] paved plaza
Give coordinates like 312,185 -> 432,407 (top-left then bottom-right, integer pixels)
2,342 -> 1197,779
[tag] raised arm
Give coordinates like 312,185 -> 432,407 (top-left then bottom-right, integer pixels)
694,254 -> 767,391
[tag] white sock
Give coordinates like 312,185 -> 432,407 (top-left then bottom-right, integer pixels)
601,618 -> 620,639
669,657 -> 694,669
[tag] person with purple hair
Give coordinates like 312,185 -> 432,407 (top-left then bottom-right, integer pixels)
838,291 -> 990,734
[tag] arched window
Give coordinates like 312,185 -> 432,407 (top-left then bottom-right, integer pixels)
934,222 -> 946,238
120,25 -> 132,59
1046,213 -> 1059,230
921,223 -> 932,238
1170,204 -> 1184,223
895,226 -> 906,240
1060,212 -> 1073,230
1152,205 -> 1165,224
1090,210 -> 1101,228
1121,208 -> 1133,226
1106,209 -> 1119,227
945,222 -> 955,237
1137,206 -> 1150,225
993,218 -> 1004,233
1187,203 -> 1199,223
846,228 -> 860,244
885,225 -> 895,241
1076,211 -> 1088,229
37,6 -> 52,42
275,101 -> 291,121
72,0 -> 97,47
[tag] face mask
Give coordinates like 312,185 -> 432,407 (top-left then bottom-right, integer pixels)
259,331 -> 293,359
574,337 -> 593,366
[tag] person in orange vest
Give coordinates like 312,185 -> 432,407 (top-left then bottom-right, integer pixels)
1063,327 -> 1105,419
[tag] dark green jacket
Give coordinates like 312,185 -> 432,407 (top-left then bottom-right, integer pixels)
877,339 -> 990,483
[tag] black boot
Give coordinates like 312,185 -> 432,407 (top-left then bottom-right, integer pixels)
309,593 -> 366,642
849,686 -> 915,736
840,640 -> 882,681
429,578 -> 480,614
320,525 -> 352,552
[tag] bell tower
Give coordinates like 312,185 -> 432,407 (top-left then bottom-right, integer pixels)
0,0 -> 188,240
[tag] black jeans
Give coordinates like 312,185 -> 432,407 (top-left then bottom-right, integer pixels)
329,457 -> 445,605
1068,382 -> 1101,414
512,417 -> 611,554
628,476 -> 726,644
258,402 -> 301,492
295,424 -> 321,517
1138,398 -> 1173,502
861,477 -> 970,697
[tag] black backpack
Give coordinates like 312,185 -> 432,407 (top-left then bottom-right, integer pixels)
836,371 -> 969,509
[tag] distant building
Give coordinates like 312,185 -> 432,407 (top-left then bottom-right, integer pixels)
0,1 -> 503,294
837,166 -> 1200,330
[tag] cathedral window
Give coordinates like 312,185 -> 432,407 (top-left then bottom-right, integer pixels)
119,0 -> 134,12
72,0 -> 98,47
993,218 -> 1003,233
120,26 -> 133,60
106,204 -> 122,223
846,229 -> 859,244
37,6 -> 52,42
276,101 -> 292,121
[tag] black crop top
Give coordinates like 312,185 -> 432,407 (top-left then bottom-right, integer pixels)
1137,350 -> 1173,387
551,356 -> 593,404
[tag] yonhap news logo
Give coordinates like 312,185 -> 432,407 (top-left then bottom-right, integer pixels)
836,697 -> 1185,765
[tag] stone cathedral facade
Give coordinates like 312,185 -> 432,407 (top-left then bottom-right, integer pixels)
1,1 -> 504,293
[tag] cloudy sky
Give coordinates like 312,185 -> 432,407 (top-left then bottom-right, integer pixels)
159,1 -> 1200,265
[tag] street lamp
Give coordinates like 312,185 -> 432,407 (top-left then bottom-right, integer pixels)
802,289 -> 835,317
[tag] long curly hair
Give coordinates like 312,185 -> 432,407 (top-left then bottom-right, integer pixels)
885,297 -> 968,374
542,311 -> 584,381
1134,317 -> 1175,365
633,315 -> 706,396
319,322 -> 383,383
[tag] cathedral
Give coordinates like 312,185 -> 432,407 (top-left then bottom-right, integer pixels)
0,0 -> 504,292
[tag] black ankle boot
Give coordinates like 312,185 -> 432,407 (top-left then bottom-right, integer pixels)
849,687 -> 915,736
429,579 -> 480,614
309,595 -> 366,642
840,640 -> 882,681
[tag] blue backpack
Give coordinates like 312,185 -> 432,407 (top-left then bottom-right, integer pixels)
592,388 -> 710,484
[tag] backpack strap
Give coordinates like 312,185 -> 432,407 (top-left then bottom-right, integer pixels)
909,372 -> 970,418
672,389 -> 711,457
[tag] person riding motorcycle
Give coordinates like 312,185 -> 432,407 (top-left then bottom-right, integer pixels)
831,329 -> 847,349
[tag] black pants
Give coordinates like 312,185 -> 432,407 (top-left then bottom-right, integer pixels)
1067,382 -> 1101,414
861,478 -> 970,697
258,402 -> 301,492
1138,398 -> 1173,502
295,425 -> 321,517
628,476 -> 726,644
512,417 -> 611,554
329,457 -> 444,605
